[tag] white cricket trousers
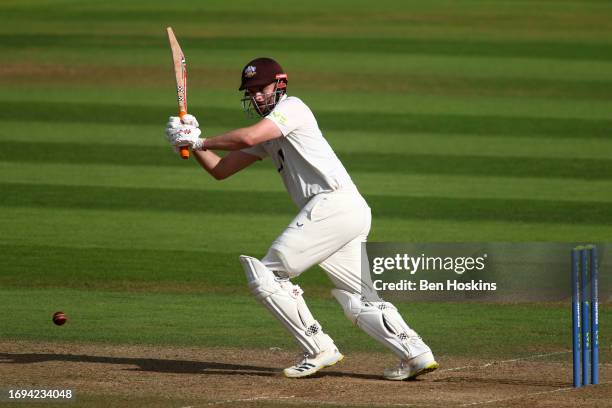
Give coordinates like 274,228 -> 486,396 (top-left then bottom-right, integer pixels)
262,188 -> 372,295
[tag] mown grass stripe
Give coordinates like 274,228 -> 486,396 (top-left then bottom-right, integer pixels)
3,89 -> 612,120
338,152 -> 612,180
1,206 -> 609,247
301,75 -> 612,100
3,162 -> 611,203
1,141 -> 610,180
4,63 -> 612,100
2,101 -> 610,139
0,243 -> 249,292
0,207 -> 285,255
0,242 -> 332,296
2,33 -> 612,62
1,183 -> 610,225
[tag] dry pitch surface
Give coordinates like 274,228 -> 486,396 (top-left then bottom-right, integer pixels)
1,341 -> 610,408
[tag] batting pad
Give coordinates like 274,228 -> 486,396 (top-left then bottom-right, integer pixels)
240,255 -> 336,355
332,289 -> 431,360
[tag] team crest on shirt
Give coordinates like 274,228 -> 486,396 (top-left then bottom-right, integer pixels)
244,65 -> 256,78
271,111 -> 287,125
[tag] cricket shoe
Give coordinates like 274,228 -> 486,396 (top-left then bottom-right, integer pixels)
283,348 -> 344,378
383,351 -> 439,381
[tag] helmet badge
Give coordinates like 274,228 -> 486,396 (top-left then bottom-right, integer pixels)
244,65 -> 257,78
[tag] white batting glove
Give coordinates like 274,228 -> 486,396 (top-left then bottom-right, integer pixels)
166,116 -> 182,129
180,113 -> 199,128
173,131 -> 205,152
165,116 -> 205,153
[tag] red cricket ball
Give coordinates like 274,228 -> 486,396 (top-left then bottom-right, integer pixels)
52,311 -> 67,326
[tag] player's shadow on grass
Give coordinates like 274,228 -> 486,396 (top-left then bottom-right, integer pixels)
0,353 -> 380,380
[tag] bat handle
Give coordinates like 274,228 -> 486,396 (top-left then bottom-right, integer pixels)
178,110 -> 190,160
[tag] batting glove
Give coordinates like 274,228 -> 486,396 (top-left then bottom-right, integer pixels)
165,116 -> 205,152
180,113 -> 199,128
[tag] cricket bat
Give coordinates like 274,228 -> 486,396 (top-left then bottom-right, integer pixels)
166,27 -> 190,160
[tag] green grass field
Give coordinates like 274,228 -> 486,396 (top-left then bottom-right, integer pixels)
0,288 -> 586,359
0,1 -> 611,406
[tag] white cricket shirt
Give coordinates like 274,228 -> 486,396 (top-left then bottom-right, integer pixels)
243,95 -> 357,208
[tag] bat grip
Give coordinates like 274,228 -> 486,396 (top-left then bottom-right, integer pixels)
178,110 -> 190,160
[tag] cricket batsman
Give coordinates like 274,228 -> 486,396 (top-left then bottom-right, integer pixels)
164,57 -> 438,380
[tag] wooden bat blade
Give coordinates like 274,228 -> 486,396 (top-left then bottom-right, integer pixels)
166,26 -> 189,159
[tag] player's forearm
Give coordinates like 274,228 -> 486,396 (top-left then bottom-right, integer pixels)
192,149 -> 225,179
202,128 -> 253,151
